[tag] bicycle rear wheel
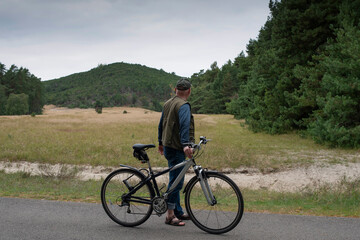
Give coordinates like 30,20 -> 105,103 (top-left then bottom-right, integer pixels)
185,172 -> 244,234
101,168 -> 154,227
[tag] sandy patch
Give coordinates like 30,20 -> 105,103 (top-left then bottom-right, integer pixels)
1,160 -> 360,193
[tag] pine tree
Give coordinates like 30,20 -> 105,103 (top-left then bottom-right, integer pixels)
0,84 -> 6,115
308,1 -> 360,147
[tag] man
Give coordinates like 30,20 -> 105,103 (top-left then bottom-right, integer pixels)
158,78 -> 195,226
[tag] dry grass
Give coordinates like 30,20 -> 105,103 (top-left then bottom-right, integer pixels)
0,106 -> 359,171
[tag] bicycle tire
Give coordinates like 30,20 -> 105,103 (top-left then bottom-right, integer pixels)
101,168 -> 154,227
185,172 -> 244,234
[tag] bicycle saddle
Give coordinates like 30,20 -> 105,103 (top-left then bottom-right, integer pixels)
132,144 -> 156,151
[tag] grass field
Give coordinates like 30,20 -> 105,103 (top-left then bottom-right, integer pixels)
1,106 -> 359,217
1,105 -> 358,171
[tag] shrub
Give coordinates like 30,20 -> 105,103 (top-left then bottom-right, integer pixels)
94,100 -> 103,114
6,93 -> 29,115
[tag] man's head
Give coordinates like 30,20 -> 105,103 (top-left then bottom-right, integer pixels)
175,78 -> 191,100
175,78 -> 191,91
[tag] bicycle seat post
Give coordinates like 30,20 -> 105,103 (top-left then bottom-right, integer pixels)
147,158 -> 153,175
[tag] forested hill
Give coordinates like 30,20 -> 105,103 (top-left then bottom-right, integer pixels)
43,62 -> 180,111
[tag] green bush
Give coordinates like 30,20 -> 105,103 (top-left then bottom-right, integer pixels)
6,93 -> 29,115
94,100 -> 103,114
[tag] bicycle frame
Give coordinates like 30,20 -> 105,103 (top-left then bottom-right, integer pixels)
120,155 -> 216,208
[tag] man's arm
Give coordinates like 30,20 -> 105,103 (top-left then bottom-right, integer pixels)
158,111 -> 164,155
178,104 -> 192,158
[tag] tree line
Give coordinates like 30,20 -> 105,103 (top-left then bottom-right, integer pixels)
189,0 -> 360,148
0,63 -> 44,115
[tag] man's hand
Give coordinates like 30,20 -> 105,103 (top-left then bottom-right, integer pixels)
158,145 -> 164,155
183,146 -> 193,159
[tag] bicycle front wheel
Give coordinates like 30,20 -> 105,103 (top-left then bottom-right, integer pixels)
101,168 -> 154,227
185,172 -> 244,234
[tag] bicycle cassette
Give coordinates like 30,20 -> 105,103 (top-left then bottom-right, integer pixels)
152,197 -> 167,214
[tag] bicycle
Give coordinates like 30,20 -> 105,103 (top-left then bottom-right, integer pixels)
101,136 -> 244,234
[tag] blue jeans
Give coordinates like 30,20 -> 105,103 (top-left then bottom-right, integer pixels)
164,146 -> 185,217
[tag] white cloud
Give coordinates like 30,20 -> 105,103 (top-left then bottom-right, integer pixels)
0,0 -> 270,80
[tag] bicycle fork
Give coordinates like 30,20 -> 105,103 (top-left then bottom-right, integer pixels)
195,166 -> 217,206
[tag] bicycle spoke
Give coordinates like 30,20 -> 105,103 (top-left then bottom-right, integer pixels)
214,209 -> 220,229
185,172 -> 243,234
101,169 -> 154,227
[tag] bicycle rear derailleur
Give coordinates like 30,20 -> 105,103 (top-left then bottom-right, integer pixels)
152,197 -> 167,215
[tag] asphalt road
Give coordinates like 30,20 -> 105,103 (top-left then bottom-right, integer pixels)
1,197 -> 359,240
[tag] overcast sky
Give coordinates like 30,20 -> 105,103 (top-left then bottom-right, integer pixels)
0,0 -> 270,81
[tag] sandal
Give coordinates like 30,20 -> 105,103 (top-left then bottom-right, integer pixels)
165,216 -> 185,226
177,214 -> 191,221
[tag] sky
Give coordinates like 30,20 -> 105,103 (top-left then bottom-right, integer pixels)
0,0 -> 270,81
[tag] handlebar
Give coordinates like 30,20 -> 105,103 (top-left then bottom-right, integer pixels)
200,136 -> 211,145
188,136 -> 211,159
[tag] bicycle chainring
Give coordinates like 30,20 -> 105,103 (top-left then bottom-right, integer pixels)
152,197 -> 167,214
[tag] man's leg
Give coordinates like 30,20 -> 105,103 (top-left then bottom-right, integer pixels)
164,147 -> 186,226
